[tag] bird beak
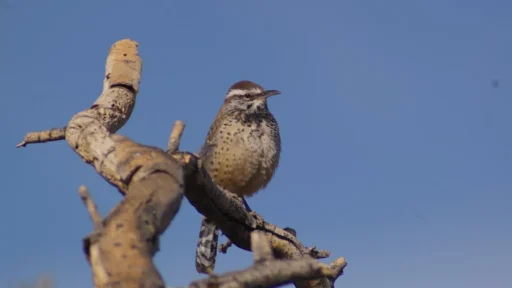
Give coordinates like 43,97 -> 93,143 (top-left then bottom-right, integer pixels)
262,90 -> 281,98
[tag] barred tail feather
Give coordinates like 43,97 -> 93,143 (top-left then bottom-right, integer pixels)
195,217 -> 219,274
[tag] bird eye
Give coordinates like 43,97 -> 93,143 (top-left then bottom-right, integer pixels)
243,94 -> 252,100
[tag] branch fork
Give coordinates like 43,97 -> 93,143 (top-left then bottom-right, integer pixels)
17,39 -> 347,288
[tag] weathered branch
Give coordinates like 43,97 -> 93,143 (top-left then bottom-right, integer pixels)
190,232 -> 342,288
73,40 -> 183,288
169,123 -> 347,288
251,231 -> 273,263
63,39 -> 144,195
16,126 -> 66,148
167,120 -> 185,153
79,185 -> 102,230
19,39 -> 184,288
18,39 -> 141,194
18,38 -> 346,288
82,165 -> 182,288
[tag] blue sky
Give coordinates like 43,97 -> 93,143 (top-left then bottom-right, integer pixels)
1,1 -> 511,287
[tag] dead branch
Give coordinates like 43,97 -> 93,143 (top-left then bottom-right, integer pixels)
17,39 -> 142,194
167,120 -> 185,153
190,231 -> 342,288
17,38 -> 347,288
19,39 -> 184,288
82,166 -> 182,288
251,231 -> 273,263
79,185 -> 102,230
16,126 -> 66,148
169,123 -> 347,288
73,40 -> 183,288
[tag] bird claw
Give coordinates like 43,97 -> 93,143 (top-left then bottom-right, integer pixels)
249,211 -> 265,227
219,239 -> 233,254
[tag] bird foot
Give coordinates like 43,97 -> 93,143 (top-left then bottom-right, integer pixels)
249,211 -> 265,227
219,239 -> 233,254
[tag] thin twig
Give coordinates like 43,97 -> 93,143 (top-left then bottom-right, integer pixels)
16,127 -> 66,148
78,185 -> 102,229
251,232 -> 273,263
167,120 -> 185,153
190,231 -> 337,288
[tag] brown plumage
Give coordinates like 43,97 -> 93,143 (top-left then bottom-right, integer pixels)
195,80 -> 282,274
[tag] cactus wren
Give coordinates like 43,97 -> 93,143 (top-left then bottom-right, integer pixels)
195,80 -> 282,274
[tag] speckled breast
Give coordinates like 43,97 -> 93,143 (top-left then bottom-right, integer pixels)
202,118 -> 280,198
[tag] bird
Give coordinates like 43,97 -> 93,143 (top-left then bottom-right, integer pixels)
195,80 -> 282,274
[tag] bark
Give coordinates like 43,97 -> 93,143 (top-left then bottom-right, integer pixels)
17,39 -> 347,288
171,143 -> 346,288
190,232 -> 338,288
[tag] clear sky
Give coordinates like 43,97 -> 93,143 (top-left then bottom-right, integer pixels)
1,1 -> 511,287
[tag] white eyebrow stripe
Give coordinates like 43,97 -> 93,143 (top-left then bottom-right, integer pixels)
225,88 -> 262,99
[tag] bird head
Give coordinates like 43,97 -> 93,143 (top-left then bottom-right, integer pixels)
223,80 -> 280,114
